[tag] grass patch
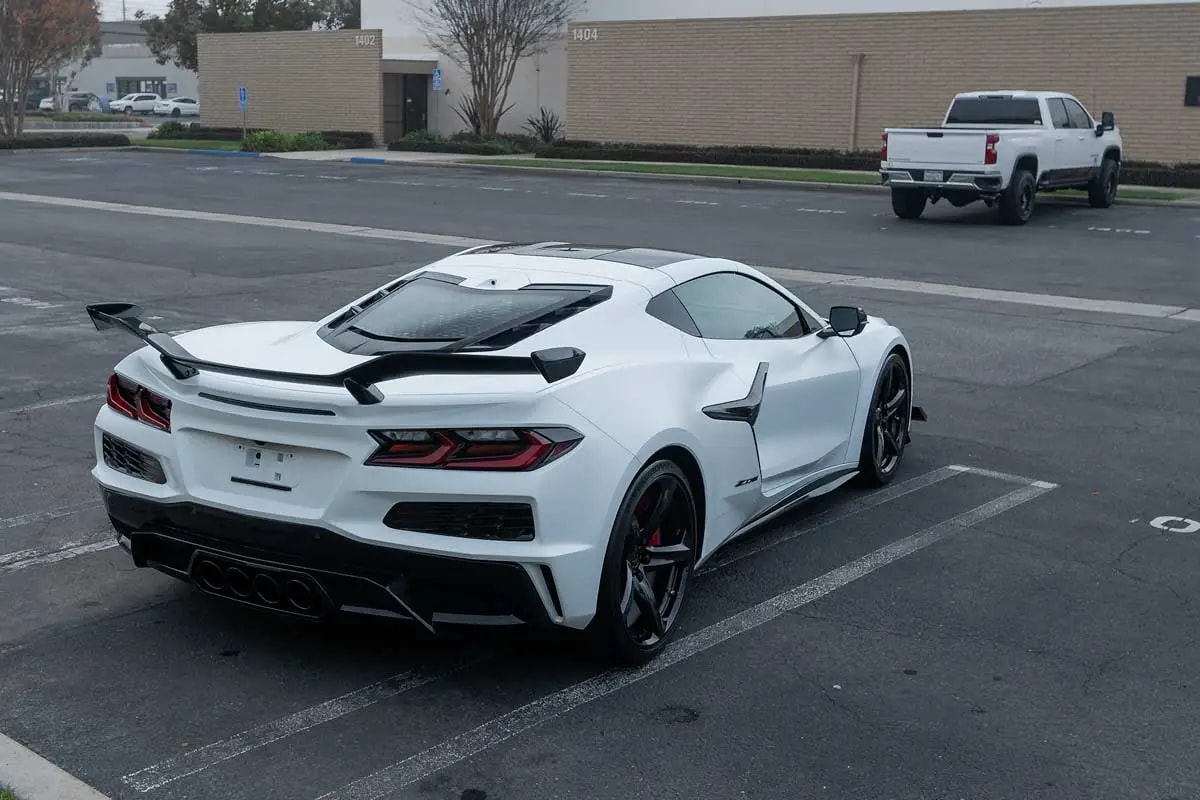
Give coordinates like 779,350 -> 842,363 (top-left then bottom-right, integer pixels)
469,158 -> 882,184
470,158 -> 1195,200
1,785 -> 20,800
140,138 -> 242,151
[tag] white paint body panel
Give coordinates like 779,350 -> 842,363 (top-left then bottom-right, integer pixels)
91,246 -> 918,630
882,90 -> 1124,191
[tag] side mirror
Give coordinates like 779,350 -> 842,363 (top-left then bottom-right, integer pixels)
1097,111 -> 1115,134
818,305 -> 867,338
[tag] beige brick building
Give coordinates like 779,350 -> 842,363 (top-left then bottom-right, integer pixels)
197,29 -> 431,146
197,2 -> 1200,163
565,2 -> 1200,163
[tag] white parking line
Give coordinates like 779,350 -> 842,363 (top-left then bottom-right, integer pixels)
0,191 -> 492,249
698,464 -> 966,573
315,480 -> 1056,800
757,266 -> 1200,321
121,658 -> 483,793
0,501 -> 100,531
0,539 -> 116,575
2,190 -> 1194,322
4,393 -> 101,414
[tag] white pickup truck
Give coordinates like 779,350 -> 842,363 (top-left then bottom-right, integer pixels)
880,91 -> 1122,225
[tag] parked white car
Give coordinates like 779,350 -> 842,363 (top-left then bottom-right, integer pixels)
39,91 -> 100,112
153,97 -> 200,117
880,90 -> 1123,225
110,93 -> 161,115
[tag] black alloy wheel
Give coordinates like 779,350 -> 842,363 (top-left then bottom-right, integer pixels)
857,353 -> 912,487
592,459 -> 697,665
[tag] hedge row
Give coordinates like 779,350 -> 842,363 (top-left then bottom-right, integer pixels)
0,133 -> 131,149
148,124 -> 374,149
387,129 -> 535,155
535,142 -> 880,171
529,141 -> 1200,189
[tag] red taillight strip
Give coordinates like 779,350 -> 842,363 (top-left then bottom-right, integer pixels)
365,428 -> 582,471
106,374 -> 172,432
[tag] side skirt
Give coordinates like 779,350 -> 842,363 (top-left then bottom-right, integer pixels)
695,466 -> 858,569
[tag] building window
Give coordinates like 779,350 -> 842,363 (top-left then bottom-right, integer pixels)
1186,76 -> 1200,107
116,77 -> 167,97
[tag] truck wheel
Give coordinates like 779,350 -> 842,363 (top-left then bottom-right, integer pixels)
1087,158 -> 1119,208
998,169 -> 1035,225
891,188 -> 926,220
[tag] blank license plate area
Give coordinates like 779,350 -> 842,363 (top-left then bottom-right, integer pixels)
231,442 -> 299,489
925,170 -> 944,182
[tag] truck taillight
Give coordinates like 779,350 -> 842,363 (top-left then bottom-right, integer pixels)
984,133 -> 999,165
106,373 -> 172,432
880,132 -> 888,162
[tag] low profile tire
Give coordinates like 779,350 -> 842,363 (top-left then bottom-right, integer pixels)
856,352 -> 913,488
891,187 -> 927,220
172,108 -> 181,117
998,169 -> 1036,225
590,459 -> 698,666
1088,158 -> 1119,208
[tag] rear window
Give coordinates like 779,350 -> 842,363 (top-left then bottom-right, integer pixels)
346,276 -> 589,342
945,97 -> 1043,125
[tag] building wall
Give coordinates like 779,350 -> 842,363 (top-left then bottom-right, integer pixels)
69,43 -> 199,101
197,29 -> 384,144
566,2 -> 1200,163
362,0 -> 567,138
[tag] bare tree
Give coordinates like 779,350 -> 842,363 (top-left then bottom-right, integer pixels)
0,0 -> 101,138
411,0 -> 579,138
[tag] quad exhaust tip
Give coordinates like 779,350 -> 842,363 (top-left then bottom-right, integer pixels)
193,558 -> 323,615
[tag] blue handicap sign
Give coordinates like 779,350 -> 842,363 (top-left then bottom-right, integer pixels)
431,68 -> 442,92
238,86 -> 247,108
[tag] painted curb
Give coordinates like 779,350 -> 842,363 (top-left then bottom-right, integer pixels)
349,156 -> 387,164
0,732 -> 111,800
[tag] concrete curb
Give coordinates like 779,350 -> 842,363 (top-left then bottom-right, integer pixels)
0,732 -> 111,800
128,145 -> 260,157
333,155 -> 1199,208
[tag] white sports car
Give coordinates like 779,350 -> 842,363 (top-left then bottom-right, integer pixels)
87,242 -> 926,664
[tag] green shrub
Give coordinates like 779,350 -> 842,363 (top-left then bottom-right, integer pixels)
242,129 -> 331,153
317,130 -> 374,148
0,133 -> 131,149
148,120 -> 186,139
388,131 -> 533,155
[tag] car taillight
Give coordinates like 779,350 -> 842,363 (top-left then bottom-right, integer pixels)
365,427 -> 582,471
880,132 -> 888,162
106,373 -> 172,432
984,133 -> 999,165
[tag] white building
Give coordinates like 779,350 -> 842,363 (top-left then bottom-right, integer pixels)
56,21 -> 198,106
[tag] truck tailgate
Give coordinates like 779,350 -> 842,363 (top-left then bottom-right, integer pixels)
886,129 -> 986,166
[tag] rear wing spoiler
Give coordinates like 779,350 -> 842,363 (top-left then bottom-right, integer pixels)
85,302 -> 586,406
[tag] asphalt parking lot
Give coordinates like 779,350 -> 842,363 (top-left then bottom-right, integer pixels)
2,150 -> 1199,800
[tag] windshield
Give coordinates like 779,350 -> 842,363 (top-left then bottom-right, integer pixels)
346,276 -> 588,343
945,97 -> 1043,125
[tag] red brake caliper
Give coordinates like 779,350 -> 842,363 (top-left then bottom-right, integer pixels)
635,496 -> 661,547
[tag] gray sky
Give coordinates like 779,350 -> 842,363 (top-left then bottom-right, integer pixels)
99,0 -> 170,20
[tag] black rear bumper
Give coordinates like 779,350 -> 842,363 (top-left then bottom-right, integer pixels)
101,489 -> 559,631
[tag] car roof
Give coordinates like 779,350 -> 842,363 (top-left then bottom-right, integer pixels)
953,90 -> 1068,100
435,241 -> 737,291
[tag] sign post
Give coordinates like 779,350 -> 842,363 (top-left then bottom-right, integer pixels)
238,86 -> 247,141
431,68 -> 442,132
